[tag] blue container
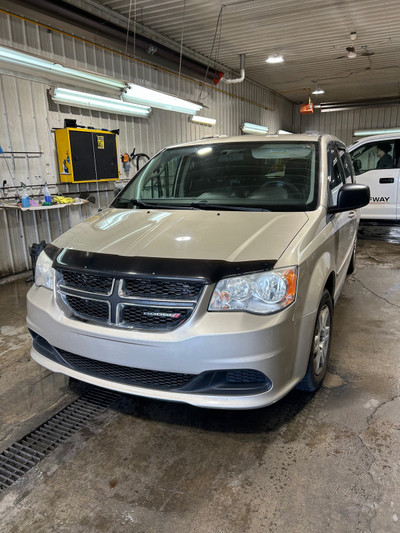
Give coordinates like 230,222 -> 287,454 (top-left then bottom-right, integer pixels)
21,190 -> 30,208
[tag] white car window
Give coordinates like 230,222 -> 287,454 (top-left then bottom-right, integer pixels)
351,141 -> 394,174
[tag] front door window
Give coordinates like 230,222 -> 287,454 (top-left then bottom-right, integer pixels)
351,141 -> 395,174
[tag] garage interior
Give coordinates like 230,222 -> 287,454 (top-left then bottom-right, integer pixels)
1,1 -> 400,532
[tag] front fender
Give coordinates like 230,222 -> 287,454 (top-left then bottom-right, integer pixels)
292,251 -> 335,380
297,250 -> 334,320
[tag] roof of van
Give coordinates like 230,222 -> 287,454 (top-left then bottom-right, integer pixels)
167,132 -> 343,149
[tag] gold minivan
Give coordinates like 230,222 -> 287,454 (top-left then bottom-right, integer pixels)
27,134 -> 369,409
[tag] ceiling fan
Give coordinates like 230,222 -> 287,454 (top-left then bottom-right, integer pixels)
335,32 -> 375,59
335,45 -> 375,59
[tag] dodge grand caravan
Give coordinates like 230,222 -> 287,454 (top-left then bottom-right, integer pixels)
27,134 -> 369,409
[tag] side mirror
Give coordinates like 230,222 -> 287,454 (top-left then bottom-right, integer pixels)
328,183 -> 370,214
352,159 -> 362,173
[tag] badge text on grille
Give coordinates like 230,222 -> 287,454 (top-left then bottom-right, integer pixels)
143,311 -> 181,318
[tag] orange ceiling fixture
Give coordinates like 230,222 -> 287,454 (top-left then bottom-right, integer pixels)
300,94 -> 314,114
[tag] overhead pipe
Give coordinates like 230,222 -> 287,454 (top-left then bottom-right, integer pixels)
11,0 -> 224,84
220,54 -> 245,84
315,96 -> 400,112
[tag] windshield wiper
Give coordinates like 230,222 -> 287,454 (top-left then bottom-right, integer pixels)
189,202 -> 269,212
117,198 -> 269,211
118,199 -> 189,210
129,198 -> 152,208
114,198 -> 150,209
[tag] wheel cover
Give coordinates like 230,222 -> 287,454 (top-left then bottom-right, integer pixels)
313,304 -> 331,376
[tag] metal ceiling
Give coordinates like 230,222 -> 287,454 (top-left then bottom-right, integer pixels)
32,0 -> 400,105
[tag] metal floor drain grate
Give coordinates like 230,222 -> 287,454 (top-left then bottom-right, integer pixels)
0,387 -> 119,492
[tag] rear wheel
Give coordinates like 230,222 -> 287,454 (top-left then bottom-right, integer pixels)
297,289 -> 333,391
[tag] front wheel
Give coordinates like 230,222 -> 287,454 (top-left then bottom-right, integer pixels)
297,289 -> 333,391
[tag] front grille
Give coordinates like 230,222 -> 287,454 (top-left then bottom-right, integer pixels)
59,270 -> 113,294
65,295 -> 109,323
123,278 -> 204,300
121,305 -> 192,329
56,268 -> 206,331
57,349 -> 196,390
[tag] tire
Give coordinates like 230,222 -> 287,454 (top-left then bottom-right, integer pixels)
297,289 -> 333,392
347,238 -> 357,275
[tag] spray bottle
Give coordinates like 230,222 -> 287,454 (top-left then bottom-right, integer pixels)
43,182 -> 52,204
20,183 -> 30,208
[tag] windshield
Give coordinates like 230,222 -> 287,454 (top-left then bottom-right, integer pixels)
112,141 -> 318,211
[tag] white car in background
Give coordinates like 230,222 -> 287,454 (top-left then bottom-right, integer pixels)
349,133 -> 400,220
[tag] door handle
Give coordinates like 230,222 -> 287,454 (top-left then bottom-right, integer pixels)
379,177 -> 394,183
348,211 -> 356,218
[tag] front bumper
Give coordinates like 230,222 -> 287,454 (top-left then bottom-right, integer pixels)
27,285 -> 315,409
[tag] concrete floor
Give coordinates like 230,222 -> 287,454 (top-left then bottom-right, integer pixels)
0,235 -> 400,533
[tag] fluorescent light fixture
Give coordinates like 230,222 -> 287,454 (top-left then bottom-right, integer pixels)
189,115 -> 216,126
241,122 -> 269,135
50,87 -> 150,117
266,53 -> 284,64
353,128 -> 400,137
0,45 -> 124,89
197,147 -> 213,156
123,83 -> 202,114
277,129 -> 293,134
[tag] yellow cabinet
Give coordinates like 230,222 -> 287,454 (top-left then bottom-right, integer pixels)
55,128 -> 120,183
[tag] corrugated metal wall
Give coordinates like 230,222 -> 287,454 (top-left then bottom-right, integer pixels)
4,7 -> 399,278
0,9 -> 294,278
296,106 -> 400,146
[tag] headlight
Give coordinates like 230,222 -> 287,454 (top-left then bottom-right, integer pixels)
35,251 -> 55,290
208,267 -> 297,314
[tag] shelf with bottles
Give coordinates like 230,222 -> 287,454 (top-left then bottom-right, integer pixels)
0,181 -> 91,211
0,198 -> 89,211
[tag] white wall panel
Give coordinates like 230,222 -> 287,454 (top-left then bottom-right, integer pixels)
0,10 -> 293,278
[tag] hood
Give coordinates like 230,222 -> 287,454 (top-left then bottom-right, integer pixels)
52,208 -> 309,262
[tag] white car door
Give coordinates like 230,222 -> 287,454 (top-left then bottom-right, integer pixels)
350,139 -> 399,220
367,171 -> 399,220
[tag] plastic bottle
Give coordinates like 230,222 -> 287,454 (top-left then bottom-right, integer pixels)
21,184 -> 30,208
43,182 -> 52,203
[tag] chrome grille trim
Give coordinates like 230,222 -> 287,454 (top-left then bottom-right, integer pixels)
117,303 -> 194,330
117,280 -> 201,304
56,269 -> 207,331
60,293 -> 112,325
56,270 -> 115,296
120,277 -> 205,301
